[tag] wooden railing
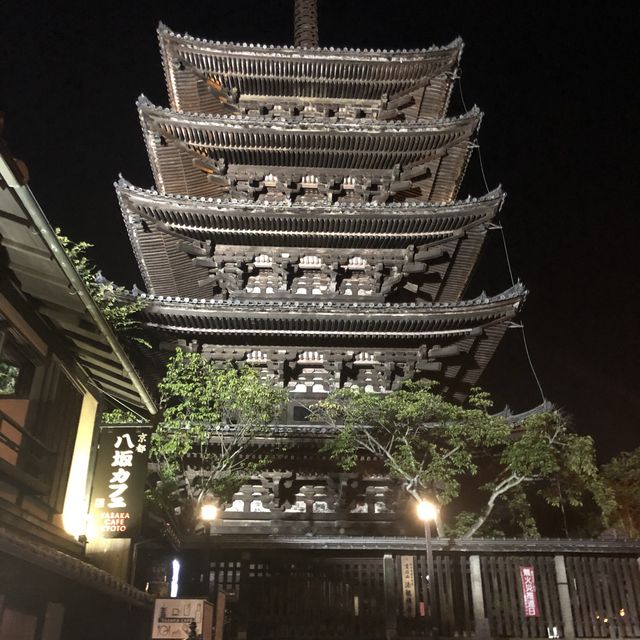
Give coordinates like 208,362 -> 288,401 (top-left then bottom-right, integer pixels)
0,407 -> 55,492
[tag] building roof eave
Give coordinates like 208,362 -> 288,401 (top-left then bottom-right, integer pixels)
0,526 -> 154,608
0,141 -> 158,414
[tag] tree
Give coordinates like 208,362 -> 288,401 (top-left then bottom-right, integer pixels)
601,447 -> 640,538
100,407 -> 146,425
148,349 -> 286,531
313,382 -> 613,538
56,231 -> 150,348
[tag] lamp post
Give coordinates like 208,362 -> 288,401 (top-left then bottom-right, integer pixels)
200,500 -> 219,537
200,503 -> 218,522
417,500 -> 439,639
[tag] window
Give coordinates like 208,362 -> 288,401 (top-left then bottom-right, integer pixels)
292,405 -> 311,422
0,328 -> 36,399
0,361 -> 19,395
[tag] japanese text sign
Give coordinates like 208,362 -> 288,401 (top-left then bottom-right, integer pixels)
519,565 -> 540,617
400,555 -> 417,617
89,426 -> 151,538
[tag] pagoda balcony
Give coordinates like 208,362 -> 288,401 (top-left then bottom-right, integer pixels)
120,182 -> 502,303
139,99 -> 480,203
159,23 -> 461,122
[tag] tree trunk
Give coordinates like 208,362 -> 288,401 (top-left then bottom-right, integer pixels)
461,474 -> 525,539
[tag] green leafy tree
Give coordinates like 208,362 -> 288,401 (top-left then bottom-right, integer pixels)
56,231 -> 150,348
0,362 -> 19,395
100,407 -> 146,425
148,349 -> 286,530
601,447 -> 640,538
313,382 -> 613,538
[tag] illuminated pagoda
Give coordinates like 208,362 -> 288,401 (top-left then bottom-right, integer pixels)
118,0 -> 525,633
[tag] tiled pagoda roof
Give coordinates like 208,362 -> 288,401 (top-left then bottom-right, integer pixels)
139,98 -> 480,202
159,23 -> 462,120
135,283 -> 524,338
133,284 -> 524,399
118,180 -> 503,302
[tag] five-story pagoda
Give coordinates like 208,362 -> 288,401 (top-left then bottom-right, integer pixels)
119,0 -> 524,634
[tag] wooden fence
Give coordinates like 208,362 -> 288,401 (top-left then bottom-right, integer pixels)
201,541 -> 640,639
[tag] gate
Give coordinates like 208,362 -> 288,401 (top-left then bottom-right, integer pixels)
210,556 -> 386,640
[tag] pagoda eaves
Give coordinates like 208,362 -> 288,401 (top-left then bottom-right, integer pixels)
139,98 -> 480,203
118,181 -> 503,303
158,23 -> 462,121
136,283 -> 524,400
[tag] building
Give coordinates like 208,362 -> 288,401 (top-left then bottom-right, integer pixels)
113,0 -> 534,636
0,127 -> 156,638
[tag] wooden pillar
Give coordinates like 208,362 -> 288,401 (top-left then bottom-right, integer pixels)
469,555 -> 490,639
214,589 -> 226,640
41,602 -> 65,640
383,554 -> 398,640
236,552 -> 251,640
554,555 -> 576,640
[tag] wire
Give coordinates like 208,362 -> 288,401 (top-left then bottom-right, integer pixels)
458,74 -> 546,404
460,76 -> 491,195
475,144 -> 491,195
498,223 -> 516,287
520,323 -> 546,403
458,74 -> 469,113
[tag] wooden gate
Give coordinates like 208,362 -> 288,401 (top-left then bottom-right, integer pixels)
210,556 -> 386,640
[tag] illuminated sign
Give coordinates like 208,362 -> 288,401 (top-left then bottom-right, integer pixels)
519,565 -> 540,617
89,426 -> 150,538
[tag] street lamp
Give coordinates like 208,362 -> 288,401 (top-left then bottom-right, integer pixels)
200,503 -> 218,521
417,499 -> 439,638
200,501 -> 219,538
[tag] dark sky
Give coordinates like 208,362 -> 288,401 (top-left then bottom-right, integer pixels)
2,1 -> 638,459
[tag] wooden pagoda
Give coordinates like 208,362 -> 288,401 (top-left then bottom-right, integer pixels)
118,2 -> 527,636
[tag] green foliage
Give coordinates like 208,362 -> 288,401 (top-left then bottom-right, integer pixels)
314,383 -> 611,538
601,447 -> 640,537
148,349 -> 287,531
0,361 -> 19,395
100,407 -> 146,425
56,230 -> 150,348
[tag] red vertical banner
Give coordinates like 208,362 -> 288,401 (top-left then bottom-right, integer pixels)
519,566 -> 540,617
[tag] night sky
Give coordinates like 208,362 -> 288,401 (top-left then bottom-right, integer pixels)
2,1 -> 638,459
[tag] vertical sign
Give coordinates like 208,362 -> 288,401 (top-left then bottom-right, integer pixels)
400,555 -> 417,617
89,426 -> 150,538
519,566 -> 540,617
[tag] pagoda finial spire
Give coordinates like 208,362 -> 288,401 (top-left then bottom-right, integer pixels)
294,0 -> 319,48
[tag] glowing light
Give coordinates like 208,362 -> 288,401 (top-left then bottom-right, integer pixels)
63,505 -> 90,539
62,394 -> 98,537
170,558 -> 180,597
200,504 -> 218,521
416,500 -> 438,522
620,609 -> 626,617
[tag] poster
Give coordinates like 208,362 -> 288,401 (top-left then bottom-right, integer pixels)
519,565 -> 540,617
89,426 -> 151,538
151,599 -> 214,639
